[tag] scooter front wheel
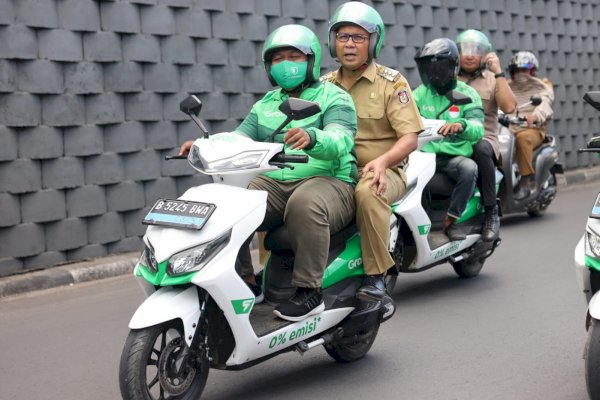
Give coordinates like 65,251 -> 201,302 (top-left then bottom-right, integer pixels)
119,321 -> 209,400
586,318 -> 600,399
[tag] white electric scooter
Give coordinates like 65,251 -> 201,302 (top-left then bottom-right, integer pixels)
574,91 -> 600,399
119,96 -> 392,400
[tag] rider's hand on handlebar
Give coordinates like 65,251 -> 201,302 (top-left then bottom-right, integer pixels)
525,114 -> 538,128
284,127 -> 311,150
178,140 -> 194,156
438,122 -> 463,136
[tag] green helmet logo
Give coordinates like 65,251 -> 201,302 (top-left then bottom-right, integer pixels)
262,25 -> 322,87
328,1 -> 385,60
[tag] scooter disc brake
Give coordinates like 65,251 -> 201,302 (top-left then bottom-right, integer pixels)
157,337 -> 196,396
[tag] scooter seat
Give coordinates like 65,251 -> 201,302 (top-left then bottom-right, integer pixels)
264,222 -> 358,255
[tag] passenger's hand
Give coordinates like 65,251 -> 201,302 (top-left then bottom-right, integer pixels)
178,140 -> 194,156
362,158 -> 388,196
525,114 -> 538,127
484,52 -> 502,74
438,123 -> 463,136
283,127 -> 311,150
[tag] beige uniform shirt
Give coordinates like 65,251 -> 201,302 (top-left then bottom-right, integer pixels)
322,62 -> 424,167
457,69 -> 500,158
508,75 -> 554,136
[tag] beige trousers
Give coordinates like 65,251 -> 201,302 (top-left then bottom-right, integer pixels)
515,128 -> 544,176
355,168 -> 407,275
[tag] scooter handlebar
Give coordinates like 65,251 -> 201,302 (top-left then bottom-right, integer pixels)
270,153 -> 309,164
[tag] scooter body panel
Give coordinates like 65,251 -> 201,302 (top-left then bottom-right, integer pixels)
129,285 -> 201,347
144,184 -> 267,263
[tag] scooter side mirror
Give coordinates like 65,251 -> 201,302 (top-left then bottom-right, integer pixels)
278,98 -> 321,120
180,95 -> 202,116
530,96 -> 542,106
587,136 -> 600,149
434,90 -> 472,119
584,91 -> 600,112
180,95 -> 209,138
445,90 -> 472,106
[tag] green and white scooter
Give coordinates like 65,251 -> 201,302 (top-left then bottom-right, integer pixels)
573,91 -> 600,399
119,96 -> 393,400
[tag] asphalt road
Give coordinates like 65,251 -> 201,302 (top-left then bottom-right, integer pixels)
0,183 -> 597,400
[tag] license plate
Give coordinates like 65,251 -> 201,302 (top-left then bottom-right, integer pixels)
143,199 -> 216,230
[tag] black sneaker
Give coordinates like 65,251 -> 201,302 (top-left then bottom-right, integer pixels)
356,274 -> 386,302
444,223 -> 466,241
246,281 -> 264,304
273,287 -> 324,322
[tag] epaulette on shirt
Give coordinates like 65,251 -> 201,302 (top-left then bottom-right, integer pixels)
376,65 -> 400,82
320,71 -> 337,83
541,77 -> 554,89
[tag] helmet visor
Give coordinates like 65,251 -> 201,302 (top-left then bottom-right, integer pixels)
417,58 -> 456,90
457,42 -> 488,57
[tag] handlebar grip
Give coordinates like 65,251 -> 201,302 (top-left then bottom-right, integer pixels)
271,153 -> 309,164
283,154 -> 309,163
165,155 -> 187,160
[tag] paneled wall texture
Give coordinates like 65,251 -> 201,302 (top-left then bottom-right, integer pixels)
1,0 -> 599,276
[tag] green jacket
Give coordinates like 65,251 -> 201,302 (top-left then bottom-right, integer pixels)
413,81 -> 484,157
236,81 -> 358,184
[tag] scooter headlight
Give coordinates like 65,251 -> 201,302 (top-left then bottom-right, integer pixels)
167,230 -> 231,276
140,244 -> 158,273
586,225 -> 600,259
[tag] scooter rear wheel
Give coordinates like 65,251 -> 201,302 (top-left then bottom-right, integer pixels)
119,321 -> 209,400
586,318 -> 600,399
451,257 -> 485,278
324,322 -> 380,363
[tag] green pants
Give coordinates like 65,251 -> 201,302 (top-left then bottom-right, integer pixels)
237,175 -> 355,288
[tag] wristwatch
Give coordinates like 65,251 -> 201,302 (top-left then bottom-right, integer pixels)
494,72 -> 506,79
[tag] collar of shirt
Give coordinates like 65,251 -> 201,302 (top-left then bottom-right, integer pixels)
333,61 -> 377,86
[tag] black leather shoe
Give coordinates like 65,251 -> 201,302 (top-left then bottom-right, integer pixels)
356,274 -> 386,302
444,223 -> 466,241
482,206 -> 500,242
514,187 -> 530,201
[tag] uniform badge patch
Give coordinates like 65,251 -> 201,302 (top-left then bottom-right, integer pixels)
398,90 -> 409,104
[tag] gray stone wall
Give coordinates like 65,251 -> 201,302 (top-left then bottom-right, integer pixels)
1,0 -> 599,275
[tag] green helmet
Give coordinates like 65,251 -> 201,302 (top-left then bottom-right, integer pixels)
455,29 -> 492,57
262,24 -> 322,87
328,1 -> 385,60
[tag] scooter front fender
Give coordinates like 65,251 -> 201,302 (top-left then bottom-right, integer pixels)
129,285 -> 201,347
589,291 -> 600,321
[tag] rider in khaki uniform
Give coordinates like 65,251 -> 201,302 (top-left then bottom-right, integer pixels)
455,30 -> 516,242
323,2 -> 424,301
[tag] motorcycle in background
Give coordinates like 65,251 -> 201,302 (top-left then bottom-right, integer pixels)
498,96 -> 564,217
573,91 -> 600,399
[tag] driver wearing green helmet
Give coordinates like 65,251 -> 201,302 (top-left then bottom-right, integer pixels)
179,25 -> 358,322
322,2 -> 424,301
456,29 -> 517,242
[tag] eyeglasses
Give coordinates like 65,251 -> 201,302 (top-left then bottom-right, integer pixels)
335,33 -> 369,43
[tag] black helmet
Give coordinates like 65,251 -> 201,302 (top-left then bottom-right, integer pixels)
414,38 -> 460,95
